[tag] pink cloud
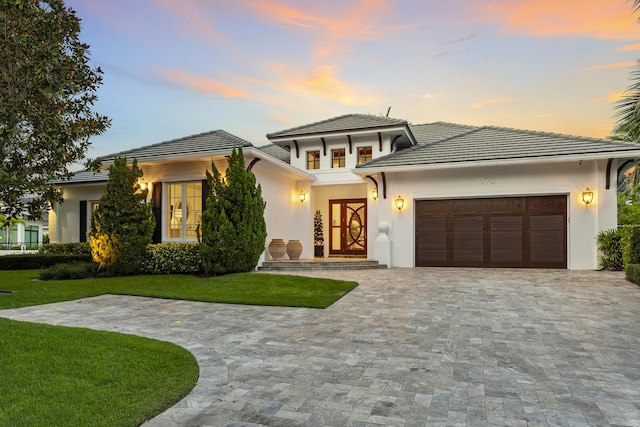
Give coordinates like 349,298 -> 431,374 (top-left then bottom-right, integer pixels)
152,0 -> 226,42
618,43 -> 640,51
158,68 -> 251,98
472,0 -> 640,39
583,61 -> 636,71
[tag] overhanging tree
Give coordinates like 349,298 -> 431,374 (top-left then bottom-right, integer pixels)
89,157 -> 154,275
0,0 -> 110,225
201,147 -> 267,275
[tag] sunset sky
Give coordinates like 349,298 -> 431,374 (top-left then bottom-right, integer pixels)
66,0 -> 640,159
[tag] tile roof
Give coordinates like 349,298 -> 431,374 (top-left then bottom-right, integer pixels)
100,130 -> 253,163
356,123 -> 640,169
54,170 -> 110,184
256,144 -> 290,163
267,114 -> 408,139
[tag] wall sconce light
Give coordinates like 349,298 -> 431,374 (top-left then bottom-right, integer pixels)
138,180 -> 147,191
298,191 -> 307,203
581,188 -> 594,206
371,188 -> 378,200
394,195 -> 405,211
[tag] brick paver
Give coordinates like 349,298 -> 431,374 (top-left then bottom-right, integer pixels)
2,268 -> 640,426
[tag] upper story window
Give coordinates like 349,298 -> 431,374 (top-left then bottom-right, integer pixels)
167,181 -> 202,240
307,150 -> 320,170
332,148 -> 346,168
357,146 -> 372,164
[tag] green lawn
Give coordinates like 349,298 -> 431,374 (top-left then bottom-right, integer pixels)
0,270 -> 358,309
0,270 -> 358,426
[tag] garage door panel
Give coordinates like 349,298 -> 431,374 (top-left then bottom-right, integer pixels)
415,196 -> 566,268
416,217 -> 448,264
490,216 -> 523,265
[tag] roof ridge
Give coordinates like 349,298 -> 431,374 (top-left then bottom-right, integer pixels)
481,124 -> 628,144
266,113 -> 407,138
99,129 -> 253,160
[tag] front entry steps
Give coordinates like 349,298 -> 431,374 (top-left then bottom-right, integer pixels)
258,258 -> 387,271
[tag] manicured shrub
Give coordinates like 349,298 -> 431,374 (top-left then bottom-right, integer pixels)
89,157 -> 155,276
201,147 -> 267,276
625,263 -> 640,286
38,242 -> 91,255
0,254 -> 92,270
39,261 -> 98,280
596,228 -> 623,271
621,225 -> 640,267
141,244 -> 203,274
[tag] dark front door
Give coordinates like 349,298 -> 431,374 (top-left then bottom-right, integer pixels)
329,199 -> 367,256
415,195 -> 567,268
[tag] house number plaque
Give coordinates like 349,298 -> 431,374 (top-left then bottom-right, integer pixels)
479,177 -> 496,185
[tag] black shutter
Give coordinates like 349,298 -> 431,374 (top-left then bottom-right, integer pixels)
79,201 -> 87,242
152,183 -> 162,244
202,179 -> 209,210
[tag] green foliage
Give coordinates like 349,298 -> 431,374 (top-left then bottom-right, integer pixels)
0,254 -> 91,270
0,215 -> 26,248
596,228 -> 623,270
0,0 -> 110,220
39,261 -> 98,280
625,263 -> 640,285
201,147 -> 267,275
618,193 -> 640,225
314,209 -> 324,245
38,242 -> 91,255
621,225 -> 640,267
141,243 -> 203,274
89,157 -> 154,275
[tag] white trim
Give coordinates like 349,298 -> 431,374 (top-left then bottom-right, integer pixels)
354,151 -> 640,175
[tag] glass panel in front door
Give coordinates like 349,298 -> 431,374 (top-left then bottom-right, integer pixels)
345,202 -> 365,252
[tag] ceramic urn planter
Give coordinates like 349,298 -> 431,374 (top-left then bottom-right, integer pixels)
268,239 -> 287,260
286,240 -> 303,260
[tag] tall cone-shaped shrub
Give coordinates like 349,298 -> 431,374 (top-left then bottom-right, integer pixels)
89,157 -> 154,275
201,147 -> 267,275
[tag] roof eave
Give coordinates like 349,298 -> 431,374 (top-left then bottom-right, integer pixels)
353,151 -> 640,175
267,123 -> 411,144
244,148 -> 316,181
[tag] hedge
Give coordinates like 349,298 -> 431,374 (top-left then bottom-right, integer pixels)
622,225 -> 640,267
0,254 -> 92,270
38,242 -> 91,255
625,264 -> 640,286
140,243 -> 203,275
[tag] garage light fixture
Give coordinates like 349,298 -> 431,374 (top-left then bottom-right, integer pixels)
394,196 -> 405,211
581,188 -> 594,206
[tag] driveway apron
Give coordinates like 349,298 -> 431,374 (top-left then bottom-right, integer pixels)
2,268 -> 640,427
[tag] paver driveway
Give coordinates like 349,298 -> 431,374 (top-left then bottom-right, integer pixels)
2,268 -> 640,427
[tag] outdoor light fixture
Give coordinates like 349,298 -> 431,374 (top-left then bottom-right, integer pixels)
138,180 -> 147,191
371,188 -> 378,200
581,188 -> 594,206
394,195 -> 405,211
299,191 -> 307,203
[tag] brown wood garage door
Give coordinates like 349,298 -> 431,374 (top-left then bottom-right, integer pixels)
415,196 -> 567,268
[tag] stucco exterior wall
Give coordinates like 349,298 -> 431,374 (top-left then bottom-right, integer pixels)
367,159 -> 617,270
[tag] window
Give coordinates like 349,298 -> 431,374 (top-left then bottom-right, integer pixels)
167,181 -> 202,239
332,148 -> 346,168
307,150 -> 320,170
357,146 -> 372,164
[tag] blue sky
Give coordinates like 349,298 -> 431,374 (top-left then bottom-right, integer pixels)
66,0 -> 640,160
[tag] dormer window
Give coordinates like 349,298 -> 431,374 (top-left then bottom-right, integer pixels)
332,149 -> 346,168
307,150 -> 320,170
358,146 -> 372,164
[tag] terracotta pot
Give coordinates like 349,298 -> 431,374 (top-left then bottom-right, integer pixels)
268,239 -> 287,260
286,240 -> 303,260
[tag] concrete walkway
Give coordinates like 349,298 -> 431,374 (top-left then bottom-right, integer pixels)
2,268 -> 640,426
